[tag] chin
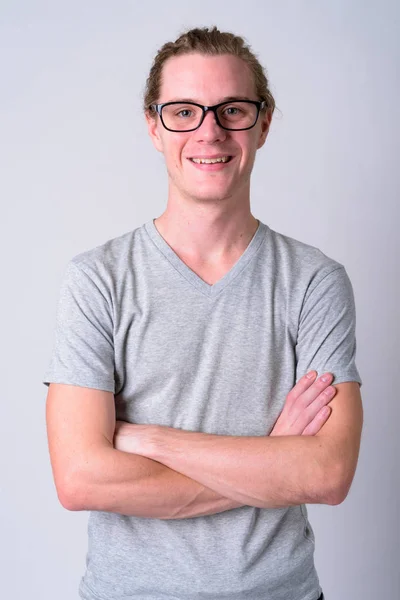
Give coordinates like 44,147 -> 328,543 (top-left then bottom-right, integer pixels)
187,189 -> 233,203
188,179 -> 234,194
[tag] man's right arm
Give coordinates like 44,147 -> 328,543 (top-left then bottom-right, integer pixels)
46,373 -> 333,519
46,383 -> 243,520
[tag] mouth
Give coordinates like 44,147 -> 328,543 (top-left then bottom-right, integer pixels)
187,155 -> 234,171
189,155 -> 233,164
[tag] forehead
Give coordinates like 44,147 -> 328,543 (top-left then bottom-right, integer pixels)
159,53 -> 257,103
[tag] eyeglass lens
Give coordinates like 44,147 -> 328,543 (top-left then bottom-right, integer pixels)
161,101 -> 258,131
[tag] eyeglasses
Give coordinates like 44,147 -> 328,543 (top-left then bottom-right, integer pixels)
149,99 -> 267,132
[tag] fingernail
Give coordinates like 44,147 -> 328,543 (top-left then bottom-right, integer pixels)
306,371 -> 316,379
321,374 -> 332,382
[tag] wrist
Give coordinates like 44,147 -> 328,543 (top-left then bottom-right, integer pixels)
144,425 -> 174,461
114,421 -> 160,457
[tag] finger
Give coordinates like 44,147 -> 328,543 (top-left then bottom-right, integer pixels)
286,371 -> 318,404
271,372 -> 323,435
302,406 -> 332,435
289,372 -> 334,410
295,384 -> 336,429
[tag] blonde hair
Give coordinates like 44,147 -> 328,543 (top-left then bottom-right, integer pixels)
143,26 -> 276,120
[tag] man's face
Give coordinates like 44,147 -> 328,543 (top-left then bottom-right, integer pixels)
146,53 -> 271,204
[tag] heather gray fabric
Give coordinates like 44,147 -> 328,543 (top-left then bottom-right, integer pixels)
43,217 -> 362,600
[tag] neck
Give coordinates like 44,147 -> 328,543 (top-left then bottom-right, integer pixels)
153,203 -> 259,264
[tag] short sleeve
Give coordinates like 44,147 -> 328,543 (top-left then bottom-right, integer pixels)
295,266 -> 362,387
43,260 -> 115,393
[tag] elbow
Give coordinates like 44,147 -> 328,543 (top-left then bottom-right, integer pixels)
322,462 -> 355,506
57,469 -> 89,512
59,484 -> 83,511
329,477 -> 355,506
50,442 -> 113,512
58,448 -> 113,511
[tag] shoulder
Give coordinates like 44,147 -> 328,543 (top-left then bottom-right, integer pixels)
71,227 -> 138,273
264,224 -> 347,294
66,224 -> 145,291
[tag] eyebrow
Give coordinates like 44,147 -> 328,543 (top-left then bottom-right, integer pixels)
165,95 -> 255,104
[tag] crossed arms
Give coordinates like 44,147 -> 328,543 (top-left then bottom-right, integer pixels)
46,373 -> 363,519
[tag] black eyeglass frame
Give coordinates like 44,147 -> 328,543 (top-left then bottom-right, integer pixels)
149,99 -> 267,132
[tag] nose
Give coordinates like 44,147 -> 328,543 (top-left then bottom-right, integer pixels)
194,109 -> 227,142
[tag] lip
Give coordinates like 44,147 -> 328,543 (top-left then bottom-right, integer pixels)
187,156 -> 234,171
188,154 -> 233,159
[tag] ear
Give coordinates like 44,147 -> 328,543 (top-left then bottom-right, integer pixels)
256,110 -> 272,150
145,111 -> 164,153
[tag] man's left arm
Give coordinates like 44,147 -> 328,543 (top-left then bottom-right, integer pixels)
127,380 -> 363,509
125,264 -> 363,509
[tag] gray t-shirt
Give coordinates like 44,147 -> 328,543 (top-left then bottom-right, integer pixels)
43,218 -> 362,600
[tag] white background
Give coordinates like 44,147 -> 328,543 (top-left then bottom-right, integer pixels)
1,1 -> 399,598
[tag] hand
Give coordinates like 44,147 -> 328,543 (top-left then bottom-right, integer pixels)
113,421 -> 159,455
270,371 -> 336,437
113,420 -> 134,452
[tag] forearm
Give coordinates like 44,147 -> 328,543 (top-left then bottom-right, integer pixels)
69,446 -> 244,518
141,428 -> 339,508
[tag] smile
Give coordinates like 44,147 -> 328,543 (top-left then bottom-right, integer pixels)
190,156 -> 232,164
187,156 -> 234,171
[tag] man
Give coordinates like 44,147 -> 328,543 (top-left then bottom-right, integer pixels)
43,26 -> 363,600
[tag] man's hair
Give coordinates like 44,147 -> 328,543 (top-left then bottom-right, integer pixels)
143,26 -> 276,120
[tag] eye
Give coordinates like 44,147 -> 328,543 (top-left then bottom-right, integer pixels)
176,109 -> 193,118
223,106 -> 242,116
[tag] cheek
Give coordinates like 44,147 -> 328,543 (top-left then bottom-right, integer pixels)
164,146 -> 188,181
232,134 -> 253,158
166,141 -> 186,165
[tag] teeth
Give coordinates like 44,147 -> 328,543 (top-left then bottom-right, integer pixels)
191,156 -> 230,164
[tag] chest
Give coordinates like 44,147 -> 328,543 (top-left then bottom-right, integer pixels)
172,253 -> 244,286
112,279 -> 298,436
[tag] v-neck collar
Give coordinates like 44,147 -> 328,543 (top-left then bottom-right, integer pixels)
144,217 -> 268,299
